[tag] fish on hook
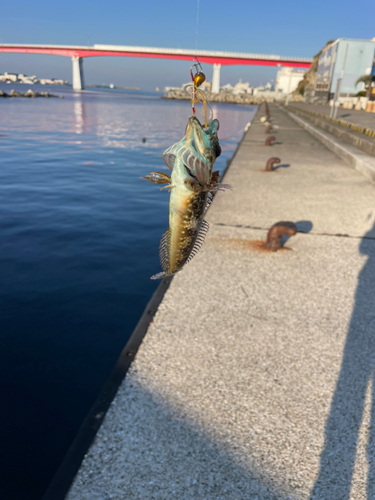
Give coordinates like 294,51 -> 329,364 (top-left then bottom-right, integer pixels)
141,116 -> 231,279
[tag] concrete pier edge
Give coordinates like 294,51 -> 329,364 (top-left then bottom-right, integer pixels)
42,276 -> 173,500
41,115 -> 251,500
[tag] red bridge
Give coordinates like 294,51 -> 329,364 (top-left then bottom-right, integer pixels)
0,43 -> 312,92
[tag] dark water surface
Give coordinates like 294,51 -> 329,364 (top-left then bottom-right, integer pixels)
0,83 -> 256,499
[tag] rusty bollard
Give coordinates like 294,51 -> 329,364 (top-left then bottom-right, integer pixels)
265,222 -> 297,251
265,125 -> 273,134
265,157 -> 281,171
265,136 -> 275,146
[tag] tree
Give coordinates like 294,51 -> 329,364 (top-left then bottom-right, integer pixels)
355,75 -> 373,99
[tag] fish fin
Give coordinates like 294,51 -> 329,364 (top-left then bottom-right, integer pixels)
162,152 -> 176,171
150,228 -> 171,280
140,171 -> 171,185
187,155 -> 210,184
210,183 -> 232,192
160,184 -> 175,192
159,228 -> 171,273
164,144 -> 209,184
150,271 -> 166,280
185,220 -> 210,266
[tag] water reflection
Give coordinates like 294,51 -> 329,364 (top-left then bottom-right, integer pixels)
74,99 -> 86,135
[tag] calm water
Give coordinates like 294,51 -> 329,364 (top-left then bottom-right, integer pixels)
0,83 -> 256,500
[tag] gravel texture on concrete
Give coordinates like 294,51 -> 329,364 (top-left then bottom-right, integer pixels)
66,104 -> 375,500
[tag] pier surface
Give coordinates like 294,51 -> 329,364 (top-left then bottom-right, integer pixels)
66,104 -> 375,500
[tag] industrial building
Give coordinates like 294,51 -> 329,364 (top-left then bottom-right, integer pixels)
275,67 -> 305,94
315,38 -> 375,100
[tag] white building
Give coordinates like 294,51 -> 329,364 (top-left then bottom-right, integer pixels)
253,82 -> 273,95
221,83 -> 234,91
275,67 -> 305,94
0,72 -> 18,82
233,79 -> 250,94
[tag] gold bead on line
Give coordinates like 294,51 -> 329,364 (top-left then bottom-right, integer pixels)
194,72 -> 206,87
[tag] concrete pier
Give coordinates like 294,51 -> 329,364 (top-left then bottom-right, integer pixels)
72,56 -> 84,90
66,104 -> 375,500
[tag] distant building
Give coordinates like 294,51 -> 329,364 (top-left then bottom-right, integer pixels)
252,82 -> 273,95
163,85 -> 182,92
178,80 -> 211,94
200,80 -> 211,92
275,67 -> 305,94
221,83 -> 234,91
252,85 -> 264,96
232,79 -> 250,94
0,72 -> 17,82
18,73 -> 38,85
51,79 -> 68,86
0,72 -> 68,85
264,81 -> 273,91
315,38 -> 375,100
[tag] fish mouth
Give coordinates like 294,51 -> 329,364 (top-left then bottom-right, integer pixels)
186,116 -> 219,134
185,116 -> 204,135
185,116 -> 221,160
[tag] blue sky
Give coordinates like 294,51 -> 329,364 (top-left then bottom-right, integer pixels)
0,0 -> 374,89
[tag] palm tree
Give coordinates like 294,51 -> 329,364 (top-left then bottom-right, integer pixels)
355,75 -> 373,99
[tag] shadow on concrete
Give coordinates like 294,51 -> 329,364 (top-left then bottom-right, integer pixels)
273,163 -> 290,171
282,220 -> 313,247
66,378 -> 294,500
295,221 -> 314,234
311,222 -> 375,499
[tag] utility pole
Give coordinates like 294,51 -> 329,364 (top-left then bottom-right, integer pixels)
330,43 -> 348,119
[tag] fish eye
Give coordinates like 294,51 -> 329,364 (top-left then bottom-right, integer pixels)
214,143 -> 222,158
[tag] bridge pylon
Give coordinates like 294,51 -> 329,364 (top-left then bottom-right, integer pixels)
72,56 -> 85,90
211,63 -> 221,93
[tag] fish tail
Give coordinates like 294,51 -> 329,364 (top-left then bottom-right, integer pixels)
150,228 -> 173,280
150,271 -> 167,280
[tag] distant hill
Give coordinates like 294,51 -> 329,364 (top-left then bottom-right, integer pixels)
293,40 -> 335,96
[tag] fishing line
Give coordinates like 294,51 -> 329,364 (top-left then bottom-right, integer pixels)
190,0 -> 211,127
195,0 -> 200,56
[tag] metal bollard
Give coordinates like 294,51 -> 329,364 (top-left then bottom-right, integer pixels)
265,157 -> 281,171
265,222 -> 297,251
265,136 -> 276,146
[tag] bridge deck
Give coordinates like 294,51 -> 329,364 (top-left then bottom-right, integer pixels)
0,43 -> 312,67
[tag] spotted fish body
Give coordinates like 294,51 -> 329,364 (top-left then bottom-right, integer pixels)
141,116 -> 230,280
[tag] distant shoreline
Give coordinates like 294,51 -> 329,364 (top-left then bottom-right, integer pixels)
0,88 -> 63,98
162,89 -> 283,105
86,85 -> 139,91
